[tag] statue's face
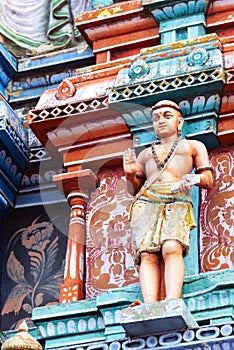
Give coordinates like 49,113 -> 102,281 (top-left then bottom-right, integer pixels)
151,106 -> 183,138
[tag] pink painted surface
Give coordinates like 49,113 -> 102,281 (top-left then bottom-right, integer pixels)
85,166 -> 139,298
200,145 -> 234,272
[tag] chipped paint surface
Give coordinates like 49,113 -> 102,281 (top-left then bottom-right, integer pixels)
0,0 -> 234,339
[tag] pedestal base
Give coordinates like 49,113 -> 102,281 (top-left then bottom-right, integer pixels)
120,299 -> 198,337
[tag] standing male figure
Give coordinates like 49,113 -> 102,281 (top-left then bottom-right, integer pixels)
123,100 -> 213,303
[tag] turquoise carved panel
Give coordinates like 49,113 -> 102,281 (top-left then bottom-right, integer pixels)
113,35 -> 223,89
143,0 -> 210,44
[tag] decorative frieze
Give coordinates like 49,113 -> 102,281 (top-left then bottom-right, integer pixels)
111,34 -> 224,93
75,0 -> 159,64
0,98 -> 28,209
29,97 -> 109,124
143,0 -> 210,44
48,327 -> 234,350
110,67 -> 224,103
7,47 -> 94,104
199,146 -> 234,272
109,34 -> 224,147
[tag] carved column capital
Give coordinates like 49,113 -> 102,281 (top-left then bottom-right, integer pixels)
53,168 -> 98,198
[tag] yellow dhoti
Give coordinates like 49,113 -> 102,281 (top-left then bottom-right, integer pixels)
130,183 -> 196,265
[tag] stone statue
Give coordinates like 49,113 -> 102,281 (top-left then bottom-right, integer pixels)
123,100 -> 213,303
0,0 -> 114,56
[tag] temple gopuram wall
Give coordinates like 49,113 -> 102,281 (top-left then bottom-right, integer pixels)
0,1 -> 233,349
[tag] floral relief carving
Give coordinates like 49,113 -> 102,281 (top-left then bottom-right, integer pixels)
85,167 -> 138,298
2,216 -> 65,325
56,79 -> 76,100
200,146 -> 234,272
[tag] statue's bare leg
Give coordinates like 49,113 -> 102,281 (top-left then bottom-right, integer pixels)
162,240 -> 184,299
138,252 -> 162,303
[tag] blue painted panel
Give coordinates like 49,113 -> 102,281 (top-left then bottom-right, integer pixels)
18,47 -> 94,72
0,66 -> 10,87
0,84 -> 7,100
159,14 -> 206,32
0,43 -> 17,99
0,43 -> 17,75
0,127 -> 28,168
9,82 -> 68,103
0,177 -> 14,207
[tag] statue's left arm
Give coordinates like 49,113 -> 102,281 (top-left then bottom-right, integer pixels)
191,140 -> 214,189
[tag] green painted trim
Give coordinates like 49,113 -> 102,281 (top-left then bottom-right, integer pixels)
0,24 -> 43,48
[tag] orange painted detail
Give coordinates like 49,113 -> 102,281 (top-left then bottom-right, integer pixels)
218,113 -> 234,145
60,283 -> 83,303
54,173 -> 96,300
200,145 -> 234,272
53,169 -> 98,196
63,137 -> 133,170
218,96 -> 234,145
207,0 -> 234,29
76,0 -> 142,23
92,28 -> 158,53
86,166 -> 138,298
59,190 -> 87,302
75,0 -> 158,63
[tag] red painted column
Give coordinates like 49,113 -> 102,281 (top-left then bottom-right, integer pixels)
60,191 -> 88,302
53,169 -> 97,302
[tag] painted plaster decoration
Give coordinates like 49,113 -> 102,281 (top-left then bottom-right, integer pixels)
0,0 -> 114,56
1,216 -> 65,326
187,48 -> 209,66
0,148 -> 22,187
200,145 -> 234,272
145,0 -> 210,22
92,0 -> 114,8
86,167 -> 138,298
112,34 -> 224,99
56,79 -> 76,100
128,58 -> 150,79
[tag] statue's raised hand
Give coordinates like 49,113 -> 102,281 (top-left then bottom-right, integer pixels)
123,148 -> 140,174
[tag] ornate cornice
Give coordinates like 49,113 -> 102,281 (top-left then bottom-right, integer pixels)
143,0 -> 210,19
29,96 -> 109,124
76,0 -> 159,64
110,67 -> 224,103
0,98 -> 28,209
7,46 -> 94,105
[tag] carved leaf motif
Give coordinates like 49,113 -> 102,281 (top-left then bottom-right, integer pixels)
7,251 -> 26,284
2,285 -> 31,315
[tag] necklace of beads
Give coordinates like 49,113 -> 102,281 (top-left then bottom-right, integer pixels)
151,137 -> 181,170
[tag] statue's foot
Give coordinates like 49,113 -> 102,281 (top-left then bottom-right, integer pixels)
129,299 -> 142,307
